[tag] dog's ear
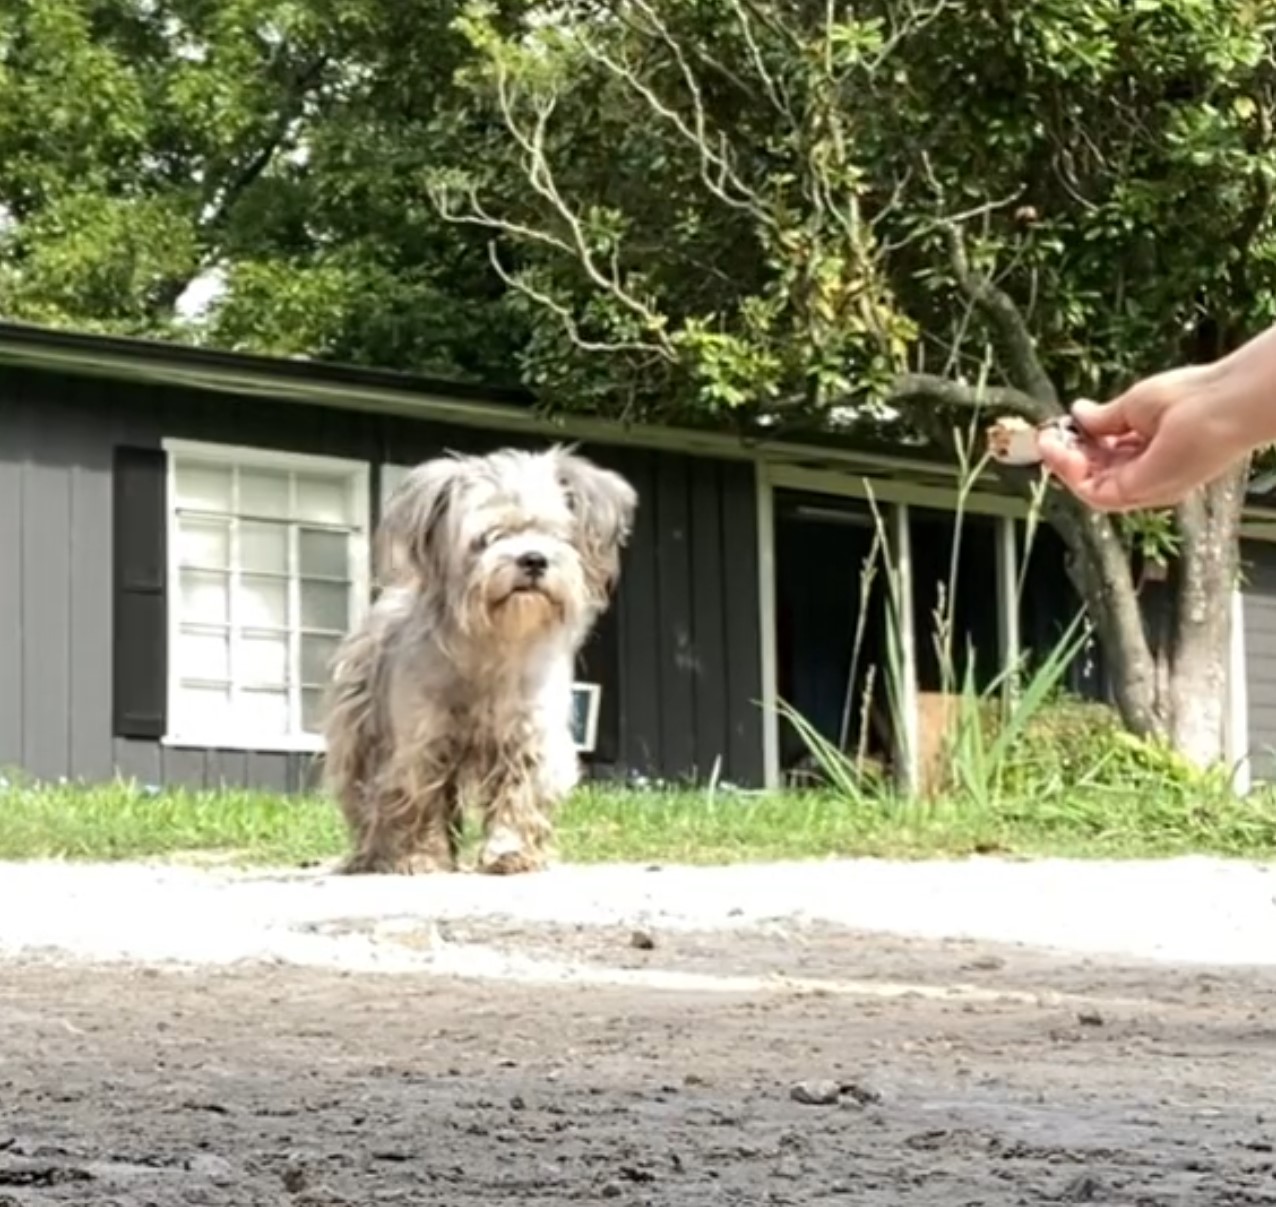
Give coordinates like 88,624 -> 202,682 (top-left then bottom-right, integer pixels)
553,448 -> 638,599
376,455 -> 466,587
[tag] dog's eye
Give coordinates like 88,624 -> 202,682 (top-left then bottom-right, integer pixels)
471,530 -> 498,553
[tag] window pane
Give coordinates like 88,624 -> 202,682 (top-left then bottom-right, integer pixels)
175,463 -> 231,513
300,581 -> 348,631
240,688 -> 290,734
296,474 -> 349,526
176,683 -> 231,731
302,687 -> 327,734
238,574 -> 288,628
177,627 -> 230,681
239,468 -> 290,519
298,529 -> 347,579
241,632 -> 289,687
240,521 -> 289,575
301,634 -> 339,685
181,570 -> 229,624
177,518 -> 229,570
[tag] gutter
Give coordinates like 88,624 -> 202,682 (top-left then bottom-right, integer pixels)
0,321 -> 964,484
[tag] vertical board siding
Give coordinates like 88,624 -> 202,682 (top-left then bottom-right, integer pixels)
689,461 -> 729,781
21,400 -> 74,782
113,737 -> 161,787
654,454 -> 696,779
206,749 -> 248,790
720,460 -> 764,786
68,386 -> 116,781
1242,540 -> 1276,782
0,401 -> 24,773
1,369 -> 767,791
614,448 -> 663,777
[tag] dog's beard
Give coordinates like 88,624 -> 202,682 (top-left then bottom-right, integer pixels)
472,563 -> 568,642
491,587 -> 559,641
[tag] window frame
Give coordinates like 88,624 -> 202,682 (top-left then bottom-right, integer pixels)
161,438 -> 371,754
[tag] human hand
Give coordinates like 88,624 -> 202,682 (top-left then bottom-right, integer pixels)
1038,365 -> 1247,512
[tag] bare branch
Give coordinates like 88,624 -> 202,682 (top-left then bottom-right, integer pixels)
443,62 -> 677,349
433,180 -> 578,260
723,0 -> 792,116
869,0 -> 959,71
571,19 -> 775,228
486,243 -> 676,362
887,371 -> 1054,423
943,224 -> 1059,406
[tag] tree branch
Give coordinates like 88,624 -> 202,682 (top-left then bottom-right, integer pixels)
573,16 -> 775,228
722,0 -> 792,116
429,61 -> 676,359
202,55 -> 330,239
486,243 -> 676,361
943,223 -> 1059,406
887,371 -> 1054,423
151,55 -> 329,319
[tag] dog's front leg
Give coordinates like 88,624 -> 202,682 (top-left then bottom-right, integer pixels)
475,719 -> 578,875
473,749 -> 553,876
342,758 -> 461,875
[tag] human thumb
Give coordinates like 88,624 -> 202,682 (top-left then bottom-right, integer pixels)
1069,395 -> 1135,438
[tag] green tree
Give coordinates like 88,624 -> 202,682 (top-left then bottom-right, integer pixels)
0,0 -> 527,382
430,0 -> 1276,768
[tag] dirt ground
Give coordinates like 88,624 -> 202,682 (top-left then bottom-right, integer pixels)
4,919 -> 1276,1206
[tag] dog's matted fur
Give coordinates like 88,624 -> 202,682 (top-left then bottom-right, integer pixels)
323,444 -> 637,875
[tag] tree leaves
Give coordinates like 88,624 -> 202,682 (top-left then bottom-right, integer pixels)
0,0 -> 531,383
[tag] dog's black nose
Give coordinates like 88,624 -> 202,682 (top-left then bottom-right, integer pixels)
517,551 -> 549,578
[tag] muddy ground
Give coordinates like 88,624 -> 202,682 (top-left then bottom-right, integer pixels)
4,919 -> 1276,1206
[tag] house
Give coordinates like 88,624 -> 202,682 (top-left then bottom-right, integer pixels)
0,319 -> 1273,795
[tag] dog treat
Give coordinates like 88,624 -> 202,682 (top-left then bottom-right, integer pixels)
985,414 -> 1085,467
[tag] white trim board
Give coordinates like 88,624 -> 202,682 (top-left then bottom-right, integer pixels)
755,462 -> 780,790
767,463 -> 1030,519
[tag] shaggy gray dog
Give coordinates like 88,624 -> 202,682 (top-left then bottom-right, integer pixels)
323,445 -> 637,875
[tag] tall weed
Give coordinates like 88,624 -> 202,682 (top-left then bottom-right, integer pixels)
781,408 -> 1219,814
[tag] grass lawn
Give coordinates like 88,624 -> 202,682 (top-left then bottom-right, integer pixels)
2,778 -> 1276,866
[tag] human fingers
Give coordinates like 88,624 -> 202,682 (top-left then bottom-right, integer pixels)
1038,427 -> 1178,511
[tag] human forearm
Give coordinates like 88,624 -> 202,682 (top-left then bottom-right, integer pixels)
1206,322 -> 1276,454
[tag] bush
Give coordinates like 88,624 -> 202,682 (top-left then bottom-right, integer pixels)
991,691 -> 1232,801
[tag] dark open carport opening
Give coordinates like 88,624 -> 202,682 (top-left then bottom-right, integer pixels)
774,492 -> 1007,789
774,489 -> 894,785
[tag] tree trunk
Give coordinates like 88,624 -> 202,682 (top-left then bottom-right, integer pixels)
1041,492 -> 1162,737
1043,465 -> 1247,769
1164,465 -> 1247,767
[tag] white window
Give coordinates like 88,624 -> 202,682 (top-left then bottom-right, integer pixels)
163,439 -> 371,752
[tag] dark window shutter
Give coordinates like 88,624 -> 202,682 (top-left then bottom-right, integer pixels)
113,446 -> 168,739
576,601 -> 620,766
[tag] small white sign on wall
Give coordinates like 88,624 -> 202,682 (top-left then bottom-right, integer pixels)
571,682 -> 602,754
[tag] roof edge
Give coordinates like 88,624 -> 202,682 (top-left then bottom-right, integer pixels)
0,319 -> 955,480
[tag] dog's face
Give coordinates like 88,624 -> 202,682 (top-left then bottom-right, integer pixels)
378,445 -> 637,645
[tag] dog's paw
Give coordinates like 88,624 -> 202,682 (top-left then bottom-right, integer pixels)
340,850 -> 455,875
477,848 -> 546,876
476,828 -> 547,875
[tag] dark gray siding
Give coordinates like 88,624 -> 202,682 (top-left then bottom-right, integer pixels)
0,367 -> 765,792
1242,540 -> 1276,782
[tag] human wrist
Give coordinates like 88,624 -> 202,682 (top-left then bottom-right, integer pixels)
1209,325 -> 1276,452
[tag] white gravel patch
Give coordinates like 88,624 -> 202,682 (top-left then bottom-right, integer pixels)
2,856 -> 1276,979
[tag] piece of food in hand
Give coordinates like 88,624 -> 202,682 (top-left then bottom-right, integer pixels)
985,414 -> 1084,467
